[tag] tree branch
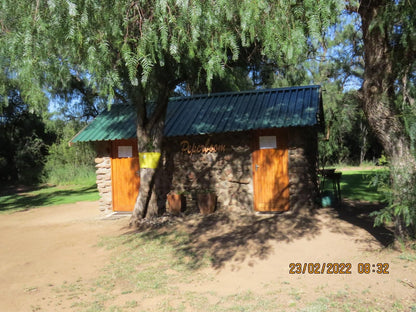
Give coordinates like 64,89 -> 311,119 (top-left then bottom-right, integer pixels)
345,1 -> 359,13
402,70 -> 415,108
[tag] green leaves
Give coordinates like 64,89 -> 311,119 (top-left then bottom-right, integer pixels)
1,0 -> 343,99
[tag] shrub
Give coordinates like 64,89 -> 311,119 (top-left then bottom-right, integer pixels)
43,121 -> 96,185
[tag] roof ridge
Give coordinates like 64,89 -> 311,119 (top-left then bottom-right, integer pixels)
104,85 -> 321,105
170,85 -> 320,101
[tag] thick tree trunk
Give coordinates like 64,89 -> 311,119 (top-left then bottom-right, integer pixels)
130,118 -> 165,223
132,167 -> 158,219
359,1 -> 416,239
129,82 -> 171,226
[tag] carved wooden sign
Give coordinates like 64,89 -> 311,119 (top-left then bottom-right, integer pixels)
180,139 -> 226,155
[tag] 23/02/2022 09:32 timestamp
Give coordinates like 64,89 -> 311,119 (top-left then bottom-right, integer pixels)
288,263 -> 389,274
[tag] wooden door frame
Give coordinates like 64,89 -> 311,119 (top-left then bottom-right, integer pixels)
252,128 -> 290,212
111,139 -> 140,212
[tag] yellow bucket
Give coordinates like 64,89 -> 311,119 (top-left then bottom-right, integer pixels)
139,152 -> 161,169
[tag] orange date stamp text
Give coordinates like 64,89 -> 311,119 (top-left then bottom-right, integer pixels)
289,263 -> 352,274
288,262 -> 390,274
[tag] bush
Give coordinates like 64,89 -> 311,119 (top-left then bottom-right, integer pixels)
45,163 -> 96,186
0,96 -> 54,185
370,167 -> 416,239
14,134 -> 48,184
43,120 -> 96,185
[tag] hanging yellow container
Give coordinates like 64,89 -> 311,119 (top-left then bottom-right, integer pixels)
139,152 -> 161,169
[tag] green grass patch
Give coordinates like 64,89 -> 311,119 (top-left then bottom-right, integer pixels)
398,252 -> 416,262
300,291 -> 411,312
321,167 -> 388,203
0,179 -> 99,214
339,169 -> 387,202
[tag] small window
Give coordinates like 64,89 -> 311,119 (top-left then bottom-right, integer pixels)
259,136 -> 277,149
118,146 -> 133,158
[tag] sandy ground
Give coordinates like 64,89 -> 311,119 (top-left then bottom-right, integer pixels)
0,201 -> 415,311
0,202 -> 129,311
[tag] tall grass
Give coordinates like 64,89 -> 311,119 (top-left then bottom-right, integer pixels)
44,163 -> 96,186
42,121 -> 97,186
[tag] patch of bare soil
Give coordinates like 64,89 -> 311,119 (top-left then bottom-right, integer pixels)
0,200 -> 415,311
140,203 -> 415,310
0,201 -> 129,311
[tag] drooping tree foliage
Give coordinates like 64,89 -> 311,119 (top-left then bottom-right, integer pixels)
0,0 -> 343,222
50,76 -> 108,122
256,11 -> 381,167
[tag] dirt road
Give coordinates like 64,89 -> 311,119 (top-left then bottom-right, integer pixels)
0,202 -> 127,311
0,201 -> 415,311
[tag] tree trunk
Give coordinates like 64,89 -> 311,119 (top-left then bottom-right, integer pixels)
130,118 -> 165,223
358,0 -> 416,239
359,120 -> 367,165
129,82 -> 172,226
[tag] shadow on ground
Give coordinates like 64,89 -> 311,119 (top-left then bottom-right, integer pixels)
124,199 -> 394,270
333,199 -> 394,247
126,210 -> 323,270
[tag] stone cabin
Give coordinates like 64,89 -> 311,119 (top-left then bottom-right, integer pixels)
71,85 -> 324,215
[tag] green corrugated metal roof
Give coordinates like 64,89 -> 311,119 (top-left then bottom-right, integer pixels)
71,85 -> 323,143
71,105 -> 136,143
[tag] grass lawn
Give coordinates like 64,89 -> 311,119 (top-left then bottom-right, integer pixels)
322,167 -> 388,203
0,179 -> 99,214
1,167 -> 387,214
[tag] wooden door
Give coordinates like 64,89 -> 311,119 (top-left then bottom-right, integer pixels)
111,140 -> 140,212
252,130 -> 289,212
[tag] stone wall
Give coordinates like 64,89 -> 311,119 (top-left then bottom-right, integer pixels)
288,127 -> 319,213
95,157 -> 112,213
162,132 -> 254,212
94,141 -> 113,213
162,128 -> 319,214
92,129 -> 319,214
